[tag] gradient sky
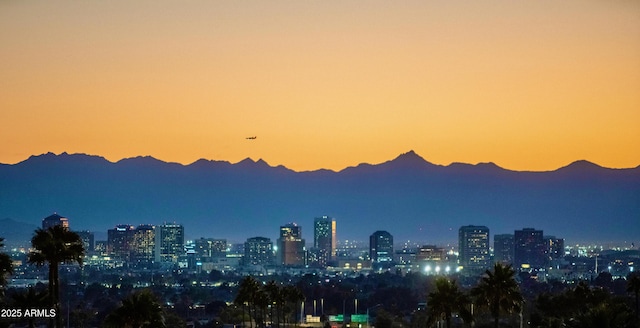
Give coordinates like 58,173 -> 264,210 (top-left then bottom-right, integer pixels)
1,0 -> 639,172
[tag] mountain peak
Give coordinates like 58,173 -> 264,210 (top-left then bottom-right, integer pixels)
117,156 -> 169,166
237,157 -> 271,169
557,160 -> 603,172
21,152 -> 109,166
386,150 -> 437,169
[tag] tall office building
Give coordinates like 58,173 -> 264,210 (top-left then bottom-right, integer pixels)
494,234 -> 514,265
42,213 -> 69,229
369,230 -> 394,264
155,223 -> 185,264
277,223 -> 305,267
195,238 -> 227,260
244,236 -> 274,266
514,228 -> 546,270
458,225 -> 490,270
131,224 -> 156,267
313,216 -> 336,267
107,225 -> 135,261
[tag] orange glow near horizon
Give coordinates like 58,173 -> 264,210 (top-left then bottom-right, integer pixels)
1,1 -> 639,172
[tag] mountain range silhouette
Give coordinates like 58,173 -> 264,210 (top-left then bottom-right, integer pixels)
1,151 -> 638,246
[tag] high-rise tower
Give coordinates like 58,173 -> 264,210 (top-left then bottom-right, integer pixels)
107,224 -> 135,261
514,228 -> 545,270
155,223 -> 185,264
244,236 -> 274,266
313,216 -> 336,267
494,234 -> 514,265
42,213 -> 69,229
277,223 -> 305,267
458,225 -> 490,270
369,230 -> 394,265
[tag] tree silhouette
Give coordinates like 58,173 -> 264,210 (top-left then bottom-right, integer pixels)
426,277 -> 472,328
0,238 -> 13,297
27,226 -> 84,328
103,289 -> 166,328
471,263 -> 522,328
10,287 -> 49,328
628,272 -> 640,321
254,287 -> 270,326
283,284 -> 305,326
265,280 -> 283,327
235,275 -> 261,328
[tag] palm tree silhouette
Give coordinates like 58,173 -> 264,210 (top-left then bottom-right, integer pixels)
265,280 -> 283,327
236,275 -> 261,328
471,263 -> 523,328
104,289 -> 166,328
283,285 -> 305,327
27,225 -> 84,328
426,277 -> 472,328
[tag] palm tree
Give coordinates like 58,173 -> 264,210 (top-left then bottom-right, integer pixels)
628,272 -> 640,321
426,277 -> 472,328
104,289 -> 166,328
0,238 -> 13,293
27,225 -> 85,328
254,288 -> 270,327
471,263 -> 523,328
235,275 -> 261,328
283,285 -> 305,327
264,280 -> 283,327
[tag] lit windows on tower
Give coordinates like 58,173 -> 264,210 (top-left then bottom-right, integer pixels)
458,225 -> 490,270
277,223 -> 306,267
370,231 -> 394,267
42,213 -> 69,229
155,223 -> 185,264
313,216 -> 336,267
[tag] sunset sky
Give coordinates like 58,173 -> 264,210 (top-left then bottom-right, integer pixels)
2,0 -> 639,172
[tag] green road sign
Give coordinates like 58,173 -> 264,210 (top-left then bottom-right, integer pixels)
351,315 -> 368,323
329,315 -> 344,322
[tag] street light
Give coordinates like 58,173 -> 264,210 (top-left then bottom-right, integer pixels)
366,304 -> 382,328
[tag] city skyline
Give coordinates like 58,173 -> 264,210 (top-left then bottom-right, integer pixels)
4,212 -> 588,252
1,1 -> 639,172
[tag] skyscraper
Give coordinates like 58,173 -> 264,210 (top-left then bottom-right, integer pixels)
494,234 -> 514,265
514,228 -> 546,270
194,238 -> 227,260
107,224 -> 135,261
458,225 -> 490,270
131,224 -> 156,267
313,216 -> 336,267
42,213 -> 69,229
155,223 -> 185,264
244,236 -> 274,266
277,223 -> 305,267
369,230 -> 394,264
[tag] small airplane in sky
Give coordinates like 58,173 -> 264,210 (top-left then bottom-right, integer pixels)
246,136 -> 257,140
